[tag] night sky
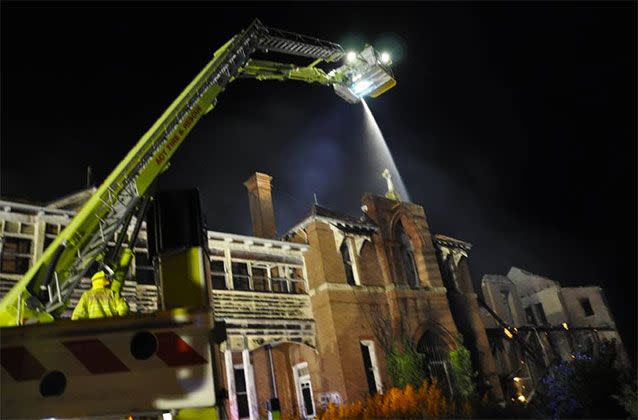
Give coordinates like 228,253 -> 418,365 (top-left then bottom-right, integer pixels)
1,2 -> 636,359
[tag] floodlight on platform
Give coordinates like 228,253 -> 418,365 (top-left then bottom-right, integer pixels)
332,45 -> 396,103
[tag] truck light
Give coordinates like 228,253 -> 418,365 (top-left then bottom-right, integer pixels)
380,51 -> 391,63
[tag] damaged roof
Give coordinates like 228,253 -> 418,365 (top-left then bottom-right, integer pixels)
284,204 -> 377,238
433,233 -> 472,251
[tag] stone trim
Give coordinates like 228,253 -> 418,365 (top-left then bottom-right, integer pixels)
308,282 -> 447,296
285,214 -> 378,238
208,230 -> 308,253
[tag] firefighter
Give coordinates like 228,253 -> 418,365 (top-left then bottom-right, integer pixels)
71,271 -> 129,320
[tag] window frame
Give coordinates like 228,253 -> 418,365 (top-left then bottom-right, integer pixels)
293,362 -> 316,419
0,236 -> 33,275
360,340 -> 384,395
395,223 -> 419,288
579,297 -> 595,317
233,364 -> 251,420
534,302 -> 549,325
216,257 -> 307,294
340,240 -> 356,286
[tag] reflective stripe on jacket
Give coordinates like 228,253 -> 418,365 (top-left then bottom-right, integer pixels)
71,287 -> 129,320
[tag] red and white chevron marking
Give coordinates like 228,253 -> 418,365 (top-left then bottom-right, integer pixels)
0,312 -> 218,419
1,331 -> 208,380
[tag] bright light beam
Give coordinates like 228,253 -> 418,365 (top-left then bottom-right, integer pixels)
352,80 -> 373,95
361,100 -> 411,202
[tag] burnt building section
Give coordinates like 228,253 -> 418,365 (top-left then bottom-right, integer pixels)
0,195 -> 158,316
204,173 -> 321,420
434,235 -> 503,400
480,266 -> 630,402
207,229 -> 316,420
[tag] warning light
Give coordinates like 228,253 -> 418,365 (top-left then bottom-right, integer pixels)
504,328 -> 514,339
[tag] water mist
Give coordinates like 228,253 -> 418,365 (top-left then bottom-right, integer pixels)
361,100 -> 411,202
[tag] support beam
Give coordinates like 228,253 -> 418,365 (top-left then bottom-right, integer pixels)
267,344 -> 278,398
224,349 -> 239,420
242,347 -> 259,420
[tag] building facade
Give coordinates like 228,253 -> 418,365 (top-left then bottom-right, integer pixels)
244,173 -> 503,416
206,228 -> 317,419
0,174 -> 503,419
0,194 -> 158,318
480,267 -> 630,402
2,173 -> 628,418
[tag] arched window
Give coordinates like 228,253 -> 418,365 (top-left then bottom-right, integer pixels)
395,221 -> 419,288
435,249 -> 456,292
417,330 -> 455,397
340,240 -> 356,286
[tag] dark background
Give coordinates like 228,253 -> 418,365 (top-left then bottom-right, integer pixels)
1,2 -> 636,360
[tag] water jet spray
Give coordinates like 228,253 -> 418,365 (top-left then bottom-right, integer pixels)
361,100 -> 411,202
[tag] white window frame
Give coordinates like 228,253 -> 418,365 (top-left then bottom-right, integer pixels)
293,362 -> 316,419
346,237 -> 362,286
360,340 -> 384,394
233,364 -> 251,420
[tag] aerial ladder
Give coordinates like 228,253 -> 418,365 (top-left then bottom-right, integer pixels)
0,19 -> 396,419
0,19 -> 395,327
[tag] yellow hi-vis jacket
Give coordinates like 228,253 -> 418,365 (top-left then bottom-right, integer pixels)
71,278 -> 129,320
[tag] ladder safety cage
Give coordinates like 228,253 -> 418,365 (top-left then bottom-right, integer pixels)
256,25 -> 345,62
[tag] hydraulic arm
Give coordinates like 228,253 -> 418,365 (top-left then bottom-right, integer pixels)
0,19 -> 396,326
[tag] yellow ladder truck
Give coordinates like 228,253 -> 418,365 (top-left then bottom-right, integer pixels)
0,19 -> 396,419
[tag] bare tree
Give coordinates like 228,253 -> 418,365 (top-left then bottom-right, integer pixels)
360,298 -> 412,352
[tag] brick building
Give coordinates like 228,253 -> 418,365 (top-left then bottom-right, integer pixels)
0,172 -> 509,419
240,172 -> 503,417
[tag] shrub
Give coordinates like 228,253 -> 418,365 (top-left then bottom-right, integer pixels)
319,379 -> 473,419
533,342 -> 630,419
448,346 -> 477,401
386,339 -> 427,389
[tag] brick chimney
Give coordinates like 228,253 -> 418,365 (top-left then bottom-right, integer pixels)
244,172 -> 277,239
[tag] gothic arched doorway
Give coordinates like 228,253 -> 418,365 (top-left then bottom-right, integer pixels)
417,330 -> 456,396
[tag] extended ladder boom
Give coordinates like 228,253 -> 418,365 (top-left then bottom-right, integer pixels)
0,19 -> 396,326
